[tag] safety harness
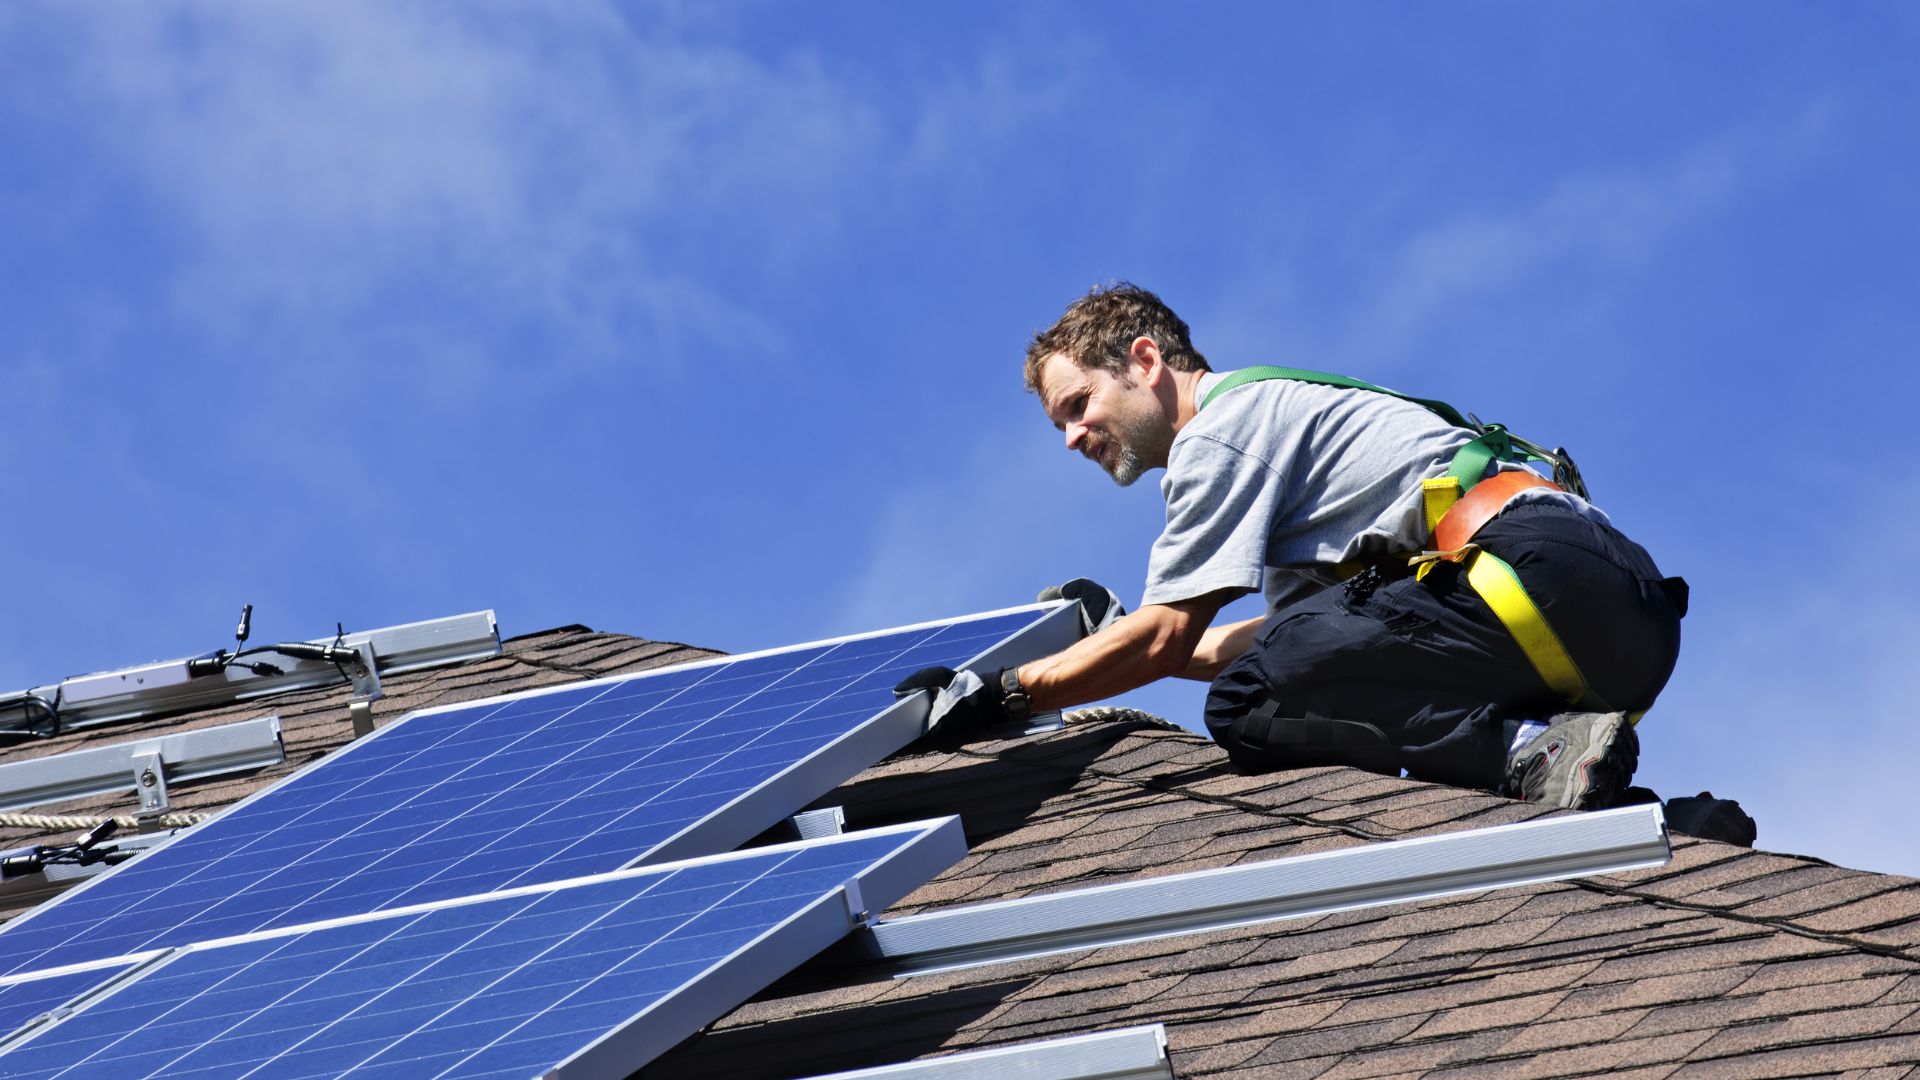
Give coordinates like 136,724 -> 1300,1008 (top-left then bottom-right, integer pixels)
1198,366 -> 1618,716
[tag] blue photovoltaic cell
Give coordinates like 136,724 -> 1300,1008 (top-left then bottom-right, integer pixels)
0,608 -> 1044,977
0,964 -> 133,1044
0,828 -> 935,1080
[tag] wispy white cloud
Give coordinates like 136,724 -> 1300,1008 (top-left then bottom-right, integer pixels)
1197,106 -> 1834,373
0,5 -> 840,370
5,3 -> 1097,377
1350,111 -> 1830,361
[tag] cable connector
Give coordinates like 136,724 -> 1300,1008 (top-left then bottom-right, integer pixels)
184,651 -> 231,678
268,641 -> 361,665
0,820 -> 124,880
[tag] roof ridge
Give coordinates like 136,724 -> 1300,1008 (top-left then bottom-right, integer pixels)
500,624 -> 595,643
502,625 -> 722,667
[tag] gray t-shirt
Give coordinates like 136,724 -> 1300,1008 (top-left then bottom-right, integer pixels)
1140,370 -> 1606,616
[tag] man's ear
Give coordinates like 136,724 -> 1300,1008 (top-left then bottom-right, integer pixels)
1127,335 -> 1163,382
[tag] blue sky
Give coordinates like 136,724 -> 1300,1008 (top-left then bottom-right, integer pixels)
3,4 -> 1916,875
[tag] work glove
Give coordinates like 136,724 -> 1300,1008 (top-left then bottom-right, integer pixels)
892,666 -> 1004,746
1038,578 -> 1126,636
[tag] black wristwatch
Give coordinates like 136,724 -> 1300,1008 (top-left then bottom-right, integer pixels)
998,667 -> 1033,721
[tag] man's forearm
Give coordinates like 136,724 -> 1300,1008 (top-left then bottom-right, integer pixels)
1016,592 -> 1232,711
1178,617 -> 1263,682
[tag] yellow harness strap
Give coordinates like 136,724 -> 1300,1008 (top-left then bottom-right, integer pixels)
1422,476 -> 1461,535
1464,551 -> 1602,710
1411,545 -> 1613,714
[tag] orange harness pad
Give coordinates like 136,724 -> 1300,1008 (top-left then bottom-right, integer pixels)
1433,469 -> 1563,552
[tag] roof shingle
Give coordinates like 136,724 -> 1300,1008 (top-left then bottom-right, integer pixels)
6,623 -> 1919,1078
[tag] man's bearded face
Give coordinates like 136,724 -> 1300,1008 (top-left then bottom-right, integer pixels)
1080,386 -> 1167,486
1037,355 -> 1173,488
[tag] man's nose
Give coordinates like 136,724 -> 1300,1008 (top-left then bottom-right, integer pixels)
1063,422 -> 1089,452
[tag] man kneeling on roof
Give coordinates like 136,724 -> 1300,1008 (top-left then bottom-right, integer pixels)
896,283 -> 1688,811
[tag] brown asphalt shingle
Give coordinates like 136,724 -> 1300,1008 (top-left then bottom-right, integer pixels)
648,718 -> 1920,1078
7,623 -> 1920,1078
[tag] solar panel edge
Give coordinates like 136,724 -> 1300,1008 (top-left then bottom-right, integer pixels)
0,605 -> 1066,963
7,818 -> 962,987
633,603 -> 1084,868
546,816 -> 968,1079
0,952 -> 157,993
0,952 -> 164,1054
0,709 -> 420,954
201,816 -> 967,958
0,820 -> 969,1077
545,888 -> 855,1080
393,601 -> 1070,730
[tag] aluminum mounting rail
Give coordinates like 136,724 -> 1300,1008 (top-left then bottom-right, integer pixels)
0,611 -> 499,733
0,716 -> 284,813
854,803 -> 1670,976
796,1025 -> 1172,1080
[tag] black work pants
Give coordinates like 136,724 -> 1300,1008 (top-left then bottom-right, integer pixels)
1204,502 -> 1686,790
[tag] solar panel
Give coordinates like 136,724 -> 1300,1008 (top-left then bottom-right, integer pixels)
0,818 -> 965,1079
0,962 -> 138,1051
0,604 -> 1075,977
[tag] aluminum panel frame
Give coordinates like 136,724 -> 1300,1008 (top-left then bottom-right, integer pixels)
0,605 -> 1072,975
636,600 -> 1082,867
547,816 -> 968,1080
0,819 -> 967,1078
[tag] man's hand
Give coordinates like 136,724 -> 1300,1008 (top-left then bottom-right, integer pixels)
893,666 -> 1005,746
1038,578 -> 1127,636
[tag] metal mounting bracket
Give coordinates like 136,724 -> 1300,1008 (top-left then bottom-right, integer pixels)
345,642 -> 383,739
842,878 -> 872,929
344,642 -> 382,701
790,806 -> 846,840
1023,710 -> 1066,735
131,749 -> 169,825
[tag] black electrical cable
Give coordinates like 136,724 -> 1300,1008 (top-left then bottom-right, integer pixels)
1,820 -> 124,879
0,690 -> 62,743
179,607 -> 360,684
185,642 -> 359,679
325,623 -> 355,686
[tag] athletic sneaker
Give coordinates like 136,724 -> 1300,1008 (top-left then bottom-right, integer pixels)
1505,711 -> 1638,810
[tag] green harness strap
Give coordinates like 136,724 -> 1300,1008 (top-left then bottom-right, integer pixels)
1201,365 -> 1614,714
1198,365 -> 1548,492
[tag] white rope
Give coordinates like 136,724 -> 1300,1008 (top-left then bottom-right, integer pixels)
0,810 -> 209,831
1062,706 -> 1183,731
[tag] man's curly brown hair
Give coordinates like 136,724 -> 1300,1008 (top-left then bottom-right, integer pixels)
1023,282 -> 1211,392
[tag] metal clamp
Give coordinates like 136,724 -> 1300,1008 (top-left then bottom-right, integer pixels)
132,749 -> 169,823
346,641 -> 383,738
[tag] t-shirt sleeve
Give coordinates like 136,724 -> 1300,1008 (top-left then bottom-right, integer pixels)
1139,434 -> 1288,607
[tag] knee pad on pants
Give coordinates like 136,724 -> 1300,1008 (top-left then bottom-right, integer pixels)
1210,698 -> 1400,776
